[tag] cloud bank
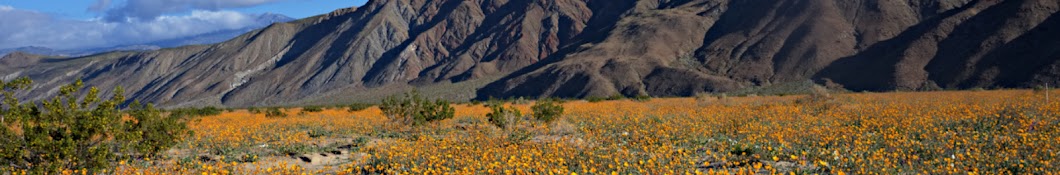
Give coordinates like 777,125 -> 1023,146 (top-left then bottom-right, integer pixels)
0,2 -> 291,50
0,7 -> 280,50
101,0 -> 285,22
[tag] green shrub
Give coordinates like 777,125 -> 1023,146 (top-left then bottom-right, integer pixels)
1033,85 -> 1048,93
796,85 -> 833,104
586,96 -> 606,102
307,127 -> 333,138
123,102 -> 190,158
531,98 -> 564,123
918,81 -> 944,91
265,108 -> 287,118
168,106 -> 222,118
379,91 -> 455,126
511,97 -> 531,105
302,106 -> 323,113
468,100 -> 483,106
486,101 -> 522,129
247,107 -> 261,114
346,103 -> 374,112
607,94 -> 626,101
0,78 -> 188,173
633,94 -> 652,102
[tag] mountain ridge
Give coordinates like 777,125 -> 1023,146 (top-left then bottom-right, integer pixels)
4,0 -> 1058,108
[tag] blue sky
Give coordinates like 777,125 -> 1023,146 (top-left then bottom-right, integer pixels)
0,0 -> 368,50
0,0 -> 367,20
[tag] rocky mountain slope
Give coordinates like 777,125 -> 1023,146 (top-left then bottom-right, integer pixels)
3,0 -> 1058,107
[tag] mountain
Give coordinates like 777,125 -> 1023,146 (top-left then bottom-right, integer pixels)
0,46 -> 67,57
4,0 -> 1058,108
0,14 -> 294,58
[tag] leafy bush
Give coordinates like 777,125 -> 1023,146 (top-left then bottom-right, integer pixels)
796,85 -> 833,104
486,101 -> 523,129
346,103 -> 374,112
247,107 -> 261,114
531,98 -> 564,123
122,102 -> 190,158
633,94 -> 652,102
168,106 -> 222,118
511,97 -> 531,105
0,78 -> 188,173
586,96 -> 606,102
302,106 -> 323,113
587,94 -> 626,102
265,108 -> 287,118
379,91 -> 455,126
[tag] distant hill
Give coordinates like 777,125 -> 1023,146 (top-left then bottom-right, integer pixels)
5,0 -> 1059,108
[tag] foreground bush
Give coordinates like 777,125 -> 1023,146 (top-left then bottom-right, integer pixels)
0,78 -> 187,173
379,91 -> 454,126
122,102 -> 190,158
531,98 -> 564,123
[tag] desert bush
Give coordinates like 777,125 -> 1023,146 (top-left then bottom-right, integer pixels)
0,78 -> 187,173
696,93 -> 734,106
633,94 -> 652,102
486,101 -> 523,129
346,103 -> 374,112
586,96 -> 606,102
247,107 -> 261,114
797,85 -> 833,104
695,92 -> 716,104
1033,85 -> 1047,92
531,98 -> 564,123
468,100 -> 483,106
379,91 -> 455,126
265,108 -> 287,118
302,106 -> 324,113
918,80 -> 944,91
168,106 -> 222,118
511,97 -> 531,105
584,94 -> 623,102
122,102 -> 190,158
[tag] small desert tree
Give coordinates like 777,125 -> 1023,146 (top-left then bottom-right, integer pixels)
531,98 -> 564,123
379,91 -> 454,126
486,101 -> 522,129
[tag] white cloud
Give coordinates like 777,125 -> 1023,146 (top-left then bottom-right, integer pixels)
102,0 -> 286,22
0,5 -> 14,11
0,7 -> 278,50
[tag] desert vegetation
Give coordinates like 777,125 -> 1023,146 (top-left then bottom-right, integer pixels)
1,79 -> 188,174
1,79 -> 1058,174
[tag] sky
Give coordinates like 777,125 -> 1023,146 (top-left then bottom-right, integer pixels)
0,0 -> 368,50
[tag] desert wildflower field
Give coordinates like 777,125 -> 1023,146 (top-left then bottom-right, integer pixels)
7,90 -> 1060,174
